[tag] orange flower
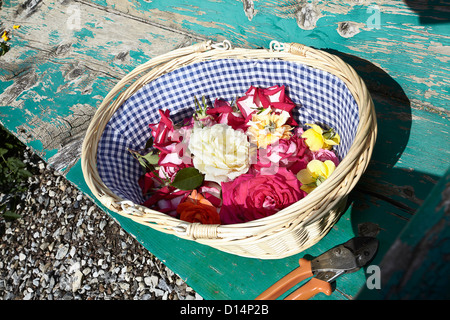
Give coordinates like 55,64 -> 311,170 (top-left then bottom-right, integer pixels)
177,190 -> 221,224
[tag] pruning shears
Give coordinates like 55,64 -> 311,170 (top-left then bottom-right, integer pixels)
255,236 -> 379,300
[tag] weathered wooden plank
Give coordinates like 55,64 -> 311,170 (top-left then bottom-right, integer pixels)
358,92 -> 448,216
84,0 -> 450,111
357,166 -> 450,300
0,0 -> 199,173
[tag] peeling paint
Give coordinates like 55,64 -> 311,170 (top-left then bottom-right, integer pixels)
429,43 -> 450,55
0,69 -> 38,107
295,3 -> 321,30
18,103 -> 96,151
337,21 -> 363,38
242,0 -> 257,21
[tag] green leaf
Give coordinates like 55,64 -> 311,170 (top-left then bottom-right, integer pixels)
0,42 -> 10,57
128,148 -> 160,171
194,96 -> 201,109
0,148 -> 8,157
2,210 -> 21,220
144,136 -> 154,149
202,95 -> 207,109
142,152 -> 159,165
171,167 -> 204,191
17,168 -> 33,179
323,129 -> 336,140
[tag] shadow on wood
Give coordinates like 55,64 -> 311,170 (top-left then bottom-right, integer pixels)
319,48 -> 443,280
403,0 -> 450,24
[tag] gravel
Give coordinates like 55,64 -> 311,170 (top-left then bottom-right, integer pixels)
0,147 -> 203,300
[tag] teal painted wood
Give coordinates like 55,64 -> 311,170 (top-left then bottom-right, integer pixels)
86,0 -> 450,111
356,166 -> 450,300
0,0 -> 449,299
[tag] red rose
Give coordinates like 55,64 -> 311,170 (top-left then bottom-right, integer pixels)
206,98 -> 247,131
149,109 -> 176,152
141,185 -> 190,217
236,85 -> 298,125
220,167 -> 307,224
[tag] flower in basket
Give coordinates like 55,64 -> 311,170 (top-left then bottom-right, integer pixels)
188,123 -> 250,184
297,159 -> 336,194
198,181 -> 222,208
236,85 -> 297,124
148,109 -> 193,166
302,123 -> 341,152
177,189 -> 221,224
206,98 -> 247,131
246,107 -> 293,149
141,183 -> 191,217
252,127 -> 312,175
220,167 -> 307,224
311,148 -> 340,167
133,85 -> 343,226
148,109 -> 177,151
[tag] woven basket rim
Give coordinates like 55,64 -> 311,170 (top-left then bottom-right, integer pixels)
81,40 -> 377,253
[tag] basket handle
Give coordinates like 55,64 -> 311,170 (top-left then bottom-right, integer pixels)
173,222 -> 221,240
270,40 -> 311,57
285,42 -> 310,56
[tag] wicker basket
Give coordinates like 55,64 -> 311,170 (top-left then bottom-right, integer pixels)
81,40 -> 377,259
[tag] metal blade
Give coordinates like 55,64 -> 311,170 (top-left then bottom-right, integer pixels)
342,236 -> 379,269
311,236 -> 379,276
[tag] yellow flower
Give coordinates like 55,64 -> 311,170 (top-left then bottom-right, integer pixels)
1,31 -> 9,42
297,159 -> 336,193
247,107 -> 293,148
301,123 -> 340,152
13,25 -> 21,29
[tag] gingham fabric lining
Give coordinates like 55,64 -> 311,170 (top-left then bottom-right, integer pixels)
97,59 -> 359,204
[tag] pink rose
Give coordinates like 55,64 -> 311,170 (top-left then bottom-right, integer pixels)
139,171 -> 190,217
149,109 -> 193,155
149,109 -> 176,153
206,99 -> 247,131
312,149 -> 340,167
236,85 -> 298,125
158,160 -> 191,182
220,167 -> 307,224
148,109 -> 193,178
251,127 -> 312,175
157,137 -> 193,181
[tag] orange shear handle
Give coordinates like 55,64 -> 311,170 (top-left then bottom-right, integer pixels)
284,277 -> 332,300
256,258 -> 332,300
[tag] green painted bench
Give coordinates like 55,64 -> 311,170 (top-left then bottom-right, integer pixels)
1,0 -> 449,300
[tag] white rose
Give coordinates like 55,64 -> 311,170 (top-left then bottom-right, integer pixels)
188,124 -> 250,184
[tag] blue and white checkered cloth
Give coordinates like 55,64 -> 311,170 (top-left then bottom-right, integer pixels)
97,59 -> 359,204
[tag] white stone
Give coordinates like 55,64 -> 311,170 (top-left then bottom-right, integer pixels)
144,275 -> 159,288
72,270 -> 83,292
119,282 -> 130,291
69,261 -> 80,273
55,244 -> 69,260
